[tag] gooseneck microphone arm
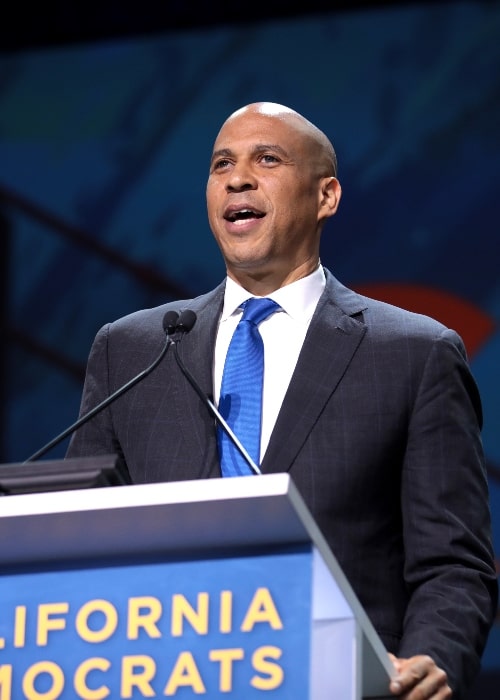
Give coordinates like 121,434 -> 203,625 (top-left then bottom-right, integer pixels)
24,308 -> 261,476
170,310 -> 261,476
24,310 -> 181,463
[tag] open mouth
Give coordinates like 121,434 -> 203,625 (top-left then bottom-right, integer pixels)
224,208 -> 265,222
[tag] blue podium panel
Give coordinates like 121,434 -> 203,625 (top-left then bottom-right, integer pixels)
0,549 -> 312,699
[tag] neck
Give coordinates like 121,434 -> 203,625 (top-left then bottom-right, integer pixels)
228,259 -> 320,296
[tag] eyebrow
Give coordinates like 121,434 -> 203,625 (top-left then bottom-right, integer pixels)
211,148 -> 232,163
210,143 -> 290,164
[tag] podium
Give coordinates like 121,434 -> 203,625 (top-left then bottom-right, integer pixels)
0,465 -> 394,699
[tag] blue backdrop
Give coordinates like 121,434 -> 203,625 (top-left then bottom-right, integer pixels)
1,0 -> 498,688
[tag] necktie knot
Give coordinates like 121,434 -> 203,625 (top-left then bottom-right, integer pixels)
240,297 -> 280,326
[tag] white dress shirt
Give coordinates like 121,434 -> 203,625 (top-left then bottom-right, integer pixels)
214,265 -> 326,460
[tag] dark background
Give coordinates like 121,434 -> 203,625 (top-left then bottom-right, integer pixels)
1,1 -> 453,51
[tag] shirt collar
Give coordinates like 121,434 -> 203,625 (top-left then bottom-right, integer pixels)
220,264 -> 326,322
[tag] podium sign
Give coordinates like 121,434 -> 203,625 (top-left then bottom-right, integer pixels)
0,471 -> 394,699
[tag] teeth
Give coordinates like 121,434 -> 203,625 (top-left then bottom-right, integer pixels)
227,209 -> 260,222
229,209 -> 254,222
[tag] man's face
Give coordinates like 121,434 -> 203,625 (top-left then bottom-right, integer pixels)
206,107 -> 339,288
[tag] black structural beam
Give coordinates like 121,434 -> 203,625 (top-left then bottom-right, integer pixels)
0,1 -> 457,52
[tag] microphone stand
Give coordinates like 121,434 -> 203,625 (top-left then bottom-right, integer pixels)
171,342 -> 261,476
24,307 -> 261,478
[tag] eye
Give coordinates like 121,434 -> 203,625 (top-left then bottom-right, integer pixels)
260,154 -> 280,165
212,158 -> 231,171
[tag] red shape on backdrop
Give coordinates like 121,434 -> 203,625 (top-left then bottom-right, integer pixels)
353,283 -> 496,358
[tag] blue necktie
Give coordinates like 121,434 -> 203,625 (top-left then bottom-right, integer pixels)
218,297 -> 280,477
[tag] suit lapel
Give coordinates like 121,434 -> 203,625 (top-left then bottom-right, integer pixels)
261,272 -> 367,474
171,284 -> 225,464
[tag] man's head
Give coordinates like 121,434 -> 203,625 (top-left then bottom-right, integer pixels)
206,102 -> 342,295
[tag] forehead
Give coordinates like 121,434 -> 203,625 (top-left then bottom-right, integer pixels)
213,111 -> 306,154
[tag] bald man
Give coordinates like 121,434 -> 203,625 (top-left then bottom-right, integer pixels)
68,102 -> 497,699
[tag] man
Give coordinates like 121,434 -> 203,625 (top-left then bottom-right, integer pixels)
67,102 -> 497,698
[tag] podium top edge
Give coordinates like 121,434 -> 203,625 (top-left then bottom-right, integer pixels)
0,472 -> 296,518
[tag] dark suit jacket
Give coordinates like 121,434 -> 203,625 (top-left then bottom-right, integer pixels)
67,268 -> 498,697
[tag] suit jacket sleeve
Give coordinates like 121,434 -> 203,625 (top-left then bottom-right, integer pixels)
391,327 -> 497,695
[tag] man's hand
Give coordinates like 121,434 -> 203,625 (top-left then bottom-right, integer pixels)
388,653 -> 452,699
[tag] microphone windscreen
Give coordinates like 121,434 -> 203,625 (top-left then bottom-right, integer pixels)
163,310 -> 180,335
177,310 -> 197,333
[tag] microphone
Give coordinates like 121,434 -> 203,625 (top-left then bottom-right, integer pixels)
24,310 -> 181,463
171,309 -> 197,337
170,311 -> 261,476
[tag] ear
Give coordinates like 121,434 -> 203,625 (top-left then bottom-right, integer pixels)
318,177 -> 342,220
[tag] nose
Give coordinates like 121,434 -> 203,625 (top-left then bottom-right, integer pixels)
225,162 -> 257,192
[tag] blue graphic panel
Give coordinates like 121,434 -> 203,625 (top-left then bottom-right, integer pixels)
0,552 -> 312,698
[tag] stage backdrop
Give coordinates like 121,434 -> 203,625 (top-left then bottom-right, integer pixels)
0,0 -> 499,691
